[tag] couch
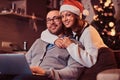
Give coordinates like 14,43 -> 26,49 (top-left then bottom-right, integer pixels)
97,68 -> 120,80
1,47 -> 119,80
78,47 -> 119,80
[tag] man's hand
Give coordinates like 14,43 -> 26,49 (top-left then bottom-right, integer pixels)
30,66 -> 45,76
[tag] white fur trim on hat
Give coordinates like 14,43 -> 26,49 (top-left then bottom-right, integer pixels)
83,9 -> 89,16
60,5 -> 80,16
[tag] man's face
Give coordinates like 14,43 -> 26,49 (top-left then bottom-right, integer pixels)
46,10 -> 63,35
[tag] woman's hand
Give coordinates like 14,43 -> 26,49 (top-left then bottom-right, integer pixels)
62,37 -> 74,48
54,37 -> 74,48
54,38 -> 65,48
30,66 -> 45,76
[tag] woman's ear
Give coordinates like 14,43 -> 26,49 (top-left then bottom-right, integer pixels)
79,13 -> 83,20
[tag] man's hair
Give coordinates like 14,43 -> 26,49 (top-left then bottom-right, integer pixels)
47,8 -> 59,13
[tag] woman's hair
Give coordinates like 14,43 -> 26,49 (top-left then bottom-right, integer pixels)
73,14 -> 86,34
64,27 -> 73,37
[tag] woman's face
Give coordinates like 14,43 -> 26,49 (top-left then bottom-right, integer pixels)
60,11 -> 76,28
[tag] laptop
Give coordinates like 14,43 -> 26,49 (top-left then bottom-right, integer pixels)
0,53 -> 32,75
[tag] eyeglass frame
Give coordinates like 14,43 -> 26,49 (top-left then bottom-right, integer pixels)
46,16 -> 61,24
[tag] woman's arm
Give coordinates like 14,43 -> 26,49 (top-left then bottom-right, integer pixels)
66,26 -> 107,67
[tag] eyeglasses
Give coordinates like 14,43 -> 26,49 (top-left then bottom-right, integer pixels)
46,16 -> 61,24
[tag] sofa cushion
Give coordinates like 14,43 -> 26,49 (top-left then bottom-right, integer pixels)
78,47 -> 117,80
114,50 -> 120,68
97,69 -> 120,80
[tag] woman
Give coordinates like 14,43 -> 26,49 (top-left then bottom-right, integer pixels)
41,0 -> 107,68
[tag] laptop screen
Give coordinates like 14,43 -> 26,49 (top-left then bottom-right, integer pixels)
0,53 -> 32,75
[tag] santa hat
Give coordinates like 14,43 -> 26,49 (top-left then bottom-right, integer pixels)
60,0 -> 89,17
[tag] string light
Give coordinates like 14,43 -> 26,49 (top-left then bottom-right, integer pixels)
110,29 -> 116,36
109,22 -> 114,27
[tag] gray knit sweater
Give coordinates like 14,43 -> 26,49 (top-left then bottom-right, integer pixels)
25,38 -> 84,80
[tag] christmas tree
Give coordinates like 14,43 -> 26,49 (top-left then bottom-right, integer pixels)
92,0 -> 120,50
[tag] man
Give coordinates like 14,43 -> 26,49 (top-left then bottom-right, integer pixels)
25,10 -> 84,80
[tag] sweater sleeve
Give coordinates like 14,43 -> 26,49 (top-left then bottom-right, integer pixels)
67,26 -> 107,68
25,39 -> 39,65
45,56 -> 84,80
41,29 -> 58,44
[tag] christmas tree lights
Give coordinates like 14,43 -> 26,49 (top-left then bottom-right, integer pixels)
92,0 -> 120,50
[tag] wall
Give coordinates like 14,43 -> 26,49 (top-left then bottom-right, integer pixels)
0,15 -> 46,52
0,0 -> 47,52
